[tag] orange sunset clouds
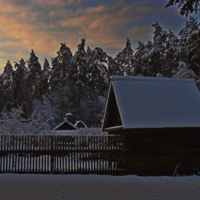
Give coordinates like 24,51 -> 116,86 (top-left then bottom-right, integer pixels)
0,0 -> 192,72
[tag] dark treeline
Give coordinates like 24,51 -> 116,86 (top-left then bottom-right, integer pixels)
0,16 -> 200,128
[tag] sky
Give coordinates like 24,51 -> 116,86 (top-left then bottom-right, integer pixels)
0,0 -> 199,73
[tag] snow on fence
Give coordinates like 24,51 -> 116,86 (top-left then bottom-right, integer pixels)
0,135 -> 123,174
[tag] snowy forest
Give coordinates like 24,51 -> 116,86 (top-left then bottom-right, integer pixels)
0,16 -> 200,129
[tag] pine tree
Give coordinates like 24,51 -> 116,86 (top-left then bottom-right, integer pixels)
27,50 -> 42,100
173,61 -> 197,79
87,47 -> 108,95
134,41 -> 146,75
2,60 -> 13,85
12,59 -> 30,118
41,58 -> 51,98
51,43 -> 72,91
0,74 -> 4,112
165,29 -> 179,77
115,38 -> 135,76
50,43 -> 73,124
1,61 -> 14,112
134,40 -> 154,76
151,22 -> 168,76
69,39 -> 87,121
86,46 -> 108,126
165,0 -> 200,16
135,23 -> 172,77
107,56 -> 123,81
176,16 -> 200,76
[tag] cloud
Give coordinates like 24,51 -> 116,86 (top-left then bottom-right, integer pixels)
0,0 -> 188,72
56,1 -> 157,54
0,14 -> 59,67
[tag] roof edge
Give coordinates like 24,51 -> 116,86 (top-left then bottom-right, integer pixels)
53,120 -> 78,130
104,125 -> 123,131
110,75 -> 195,83
123,126 -> 200,129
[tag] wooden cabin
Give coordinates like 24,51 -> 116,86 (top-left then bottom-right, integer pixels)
103,75 -> 200,176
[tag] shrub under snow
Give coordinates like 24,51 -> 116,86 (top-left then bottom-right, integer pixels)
0,107 -> 52,135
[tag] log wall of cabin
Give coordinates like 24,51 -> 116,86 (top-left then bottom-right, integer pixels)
109,128 -> 200,176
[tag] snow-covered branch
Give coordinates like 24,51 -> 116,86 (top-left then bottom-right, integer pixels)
0,107 -> 52,135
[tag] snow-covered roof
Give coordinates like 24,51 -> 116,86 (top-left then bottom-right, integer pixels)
53,119 -> 78,131
103,75 -> 200,130
74,120 -> 88,128
51,130 -> 77,135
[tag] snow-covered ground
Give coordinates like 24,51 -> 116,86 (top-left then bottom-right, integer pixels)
0,174 -> 200,200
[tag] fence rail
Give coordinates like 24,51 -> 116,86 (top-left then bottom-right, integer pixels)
0,135 -> 124,174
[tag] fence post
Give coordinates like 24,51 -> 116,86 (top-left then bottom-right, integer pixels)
120,134 -> 124,170
0,135 -> 1,173
50,136 -> 54,173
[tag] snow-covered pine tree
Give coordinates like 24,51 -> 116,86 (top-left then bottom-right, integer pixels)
151,22 -> 168,76
69,39 -> 87,122
2,60 -> 13,86
176,16 -> 200,76
86,46 -> 108,126
50,43 -> 73,124
135,22 -> 172,77
135,22 -> 175,77
87,47 -> 108,94
12,59 -> 30,118
134,40 -> 154,76
1,61 -> 14,112
115,38 -> 135,76
107,56 -> 123,82
165,29 -> 179,77
41,58 -> 51,98
134,41 -> 146,75
27,50 -> 42,100
29,58 -> 53,128
0,74 -> 4,112
165,0 -> 200,16
173,61 -> 197,79
50,43 -> 72,91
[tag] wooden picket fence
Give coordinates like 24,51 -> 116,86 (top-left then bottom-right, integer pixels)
0,134 -> 124,174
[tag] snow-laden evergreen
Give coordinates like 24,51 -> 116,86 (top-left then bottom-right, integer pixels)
50,42 -> 73,126
176,16 -> 200,75
173,61 -> 198,79
165,0 -> 200,16
27,50 -> 42,100
115,38 -> 135,76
